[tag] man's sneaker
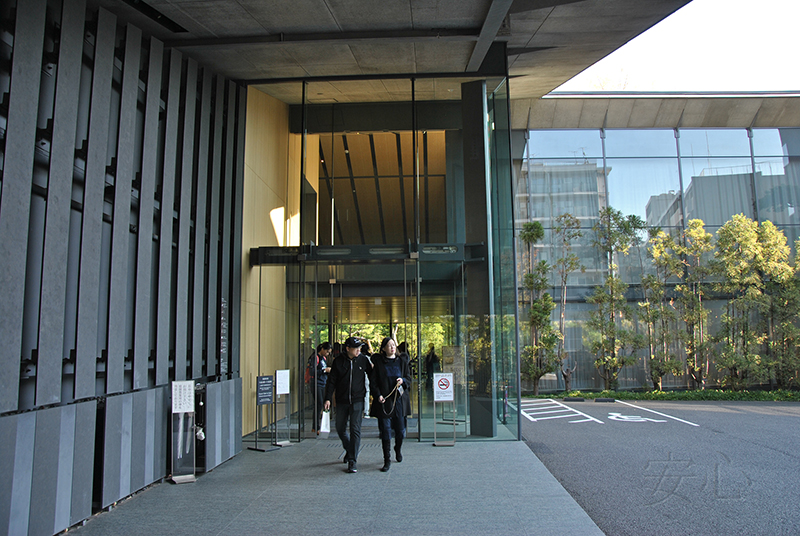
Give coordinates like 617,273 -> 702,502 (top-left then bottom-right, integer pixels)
346,462 -> 357,473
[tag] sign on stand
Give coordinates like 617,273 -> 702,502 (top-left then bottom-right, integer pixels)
171,380 -> 197,483
433,373 -> 456,446
274,370 -> 292,446
250,375 -> 278,452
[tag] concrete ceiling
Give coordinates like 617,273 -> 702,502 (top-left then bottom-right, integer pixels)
88,0 -> 697,127
517,94 -> 800,129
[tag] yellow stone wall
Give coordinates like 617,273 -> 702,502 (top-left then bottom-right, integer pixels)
240,87 -> 318,436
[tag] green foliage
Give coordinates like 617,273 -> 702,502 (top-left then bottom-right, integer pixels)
530,389 -> 800,402
767,273 -> 800,389
587,208 -> 645,390
517,221 -> 558,395
519,221 -> 545,247
673,219 -> 715,389
641,229 -> 683,390
521,337 -> 560,396
553,213 -> 584,362
515,208 -> 800,394
712,214 -> 794,390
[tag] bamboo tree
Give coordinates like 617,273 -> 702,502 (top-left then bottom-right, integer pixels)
673,219 -> 714,389
755,222 -> 796,388
519,222 -> 559,394
587,208 -> 644,390
713,215 -> 793,389
553,213 -> 584,383
520,222 -> 544,297
769,241 -> 800,388
641,229 -> 683,390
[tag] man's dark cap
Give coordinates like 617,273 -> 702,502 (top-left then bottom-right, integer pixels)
344,337 -> 362,348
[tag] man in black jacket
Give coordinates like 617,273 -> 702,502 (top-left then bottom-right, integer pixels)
324,337 -> 371,473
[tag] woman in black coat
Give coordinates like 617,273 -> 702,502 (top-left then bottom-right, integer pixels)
369,337 -> 412,472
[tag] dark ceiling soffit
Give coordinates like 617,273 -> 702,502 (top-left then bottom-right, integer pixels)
163,28 -> 480,50
466,0 -> 515,72
508,0 -> 585,14
243,67 -> 506,87
120,0 -> 187,33
507,46 -> 555,55
250,244 -> 479,265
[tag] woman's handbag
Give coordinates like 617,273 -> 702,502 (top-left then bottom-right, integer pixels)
320,410 -> 331,433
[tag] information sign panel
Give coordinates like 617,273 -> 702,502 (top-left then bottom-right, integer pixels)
276,369 -> 290,395
172,380 -> 195,413
256,375 -> 274,405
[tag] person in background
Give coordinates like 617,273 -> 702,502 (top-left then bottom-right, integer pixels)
361,339 -> 375,417
310,342 -> 332,433
424,343 -> 440,389
395,341 -> 413,423
398,341 -> 418,379
370,337 -> 411,472
324,337 -> 371,473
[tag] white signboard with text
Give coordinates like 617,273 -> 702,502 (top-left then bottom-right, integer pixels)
276,369 -> 291,395
171,381 -> 195,413
433,373 -> 454,402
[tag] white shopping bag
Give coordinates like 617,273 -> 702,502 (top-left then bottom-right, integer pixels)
320,410 -> 331,433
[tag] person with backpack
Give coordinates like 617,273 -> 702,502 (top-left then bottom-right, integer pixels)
308,342 -> 332,434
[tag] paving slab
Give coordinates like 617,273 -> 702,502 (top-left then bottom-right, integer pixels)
70,436 -> 602,536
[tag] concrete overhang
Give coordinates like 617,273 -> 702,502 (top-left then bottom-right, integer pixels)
515,93 -> 800,129
87,0 -> 696,129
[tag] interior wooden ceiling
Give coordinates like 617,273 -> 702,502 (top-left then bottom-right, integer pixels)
317,131 -> 447,246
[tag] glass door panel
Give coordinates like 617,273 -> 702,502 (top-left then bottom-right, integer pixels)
487,78 -> 520,439
417,260 -> 467,440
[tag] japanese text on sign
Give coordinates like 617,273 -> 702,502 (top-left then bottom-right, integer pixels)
433,373 -> 454,402
276,369 -> 290,395
172,381 -> 195,413
256,375 -> 274,405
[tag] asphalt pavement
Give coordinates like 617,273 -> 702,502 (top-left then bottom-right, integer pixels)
521,400 -> 800,536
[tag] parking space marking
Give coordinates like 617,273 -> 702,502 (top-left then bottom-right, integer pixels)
608,412 -> 666,423
615,400 -> 700,427
522,399 -> 604,424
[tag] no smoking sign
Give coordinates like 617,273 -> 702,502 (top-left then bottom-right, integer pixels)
433,373 -> 454,401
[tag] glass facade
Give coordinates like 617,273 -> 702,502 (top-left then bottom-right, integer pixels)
518,128 -> 800,391
278,76 -> 520,440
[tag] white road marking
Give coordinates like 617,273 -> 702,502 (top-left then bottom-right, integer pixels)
522,399 -> 604,424
608,412 -> 666,423
615,400 -> 700,427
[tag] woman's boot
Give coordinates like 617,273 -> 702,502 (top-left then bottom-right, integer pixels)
380,439 -> 392,472
394,437 -> 403,463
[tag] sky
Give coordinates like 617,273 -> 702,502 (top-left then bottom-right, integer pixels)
554,0 -> 800,93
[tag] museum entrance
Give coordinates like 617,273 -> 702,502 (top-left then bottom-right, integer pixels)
248,70 -> 520,442
296,252 -> 469,441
